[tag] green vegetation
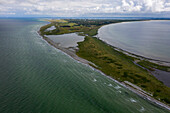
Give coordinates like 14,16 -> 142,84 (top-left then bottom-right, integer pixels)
40,19 -> 142,37
39,23 -> 53,36
76,36 -> 170,105
137,60 -> 170,72
40,20 -> 99,36
65,19 -> 141,27
39,19 -> 170,105
46,19 -> 68,23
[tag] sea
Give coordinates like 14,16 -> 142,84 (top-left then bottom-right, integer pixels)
0,18 -> 169,113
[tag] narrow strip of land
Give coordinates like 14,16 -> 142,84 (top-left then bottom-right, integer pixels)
39,19 -> 170,110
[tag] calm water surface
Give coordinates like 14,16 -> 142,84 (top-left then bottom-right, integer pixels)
98,20 -> 170,62
46,33 -> 84,48
0,18 -> 169,113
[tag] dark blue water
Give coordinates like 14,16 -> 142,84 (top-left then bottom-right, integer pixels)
0,18 -> 169,113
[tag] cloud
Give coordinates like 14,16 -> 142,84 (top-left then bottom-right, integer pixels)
0,0 -> 170,16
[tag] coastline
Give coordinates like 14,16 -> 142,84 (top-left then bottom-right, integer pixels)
37,23 -> 170,110
97,21 -> 170,66
37,31 -> 96,66
37,20 -> 170,110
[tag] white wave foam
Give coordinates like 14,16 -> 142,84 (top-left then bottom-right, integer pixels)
93,78 -> 97,82
118,90 -> 122,93
114,85 -> 121,89
130,98 -> 137,103
108,84 -> 112,87
139,107 -> 145,112
63,60 -> 67,63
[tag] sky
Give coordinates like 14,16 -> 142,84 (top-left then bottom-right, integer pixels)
0,0 -> 170,17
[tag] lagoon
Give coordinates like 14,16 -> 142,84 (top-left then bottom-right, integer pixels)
98,20 -> 170,62
46,33 -> 84,48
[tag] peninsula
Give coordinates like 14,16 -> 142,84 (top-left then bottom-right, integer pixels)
39,19 -> 170,110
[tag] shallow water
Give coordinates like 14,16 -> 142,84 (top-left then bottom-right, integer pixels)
98,20 -> 170,62
151,69 -> 170,87
46,33 -> 84,48
0,18 -> 169,113
45,26 -> 56,31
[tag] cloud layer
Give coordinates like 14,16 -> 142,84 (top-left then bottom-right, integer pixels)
0,0 -> 170,17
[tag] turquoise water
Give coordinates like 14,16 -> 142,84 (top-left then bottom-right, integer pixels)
98,20 -> 170,62
0,18 -> 169,113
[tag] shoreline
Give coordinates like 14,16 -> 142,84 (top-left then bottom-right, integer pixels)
37,31 -> 95,66
99,37 -> 170,66
37,23 -> 170,110
96,21 -> 170,66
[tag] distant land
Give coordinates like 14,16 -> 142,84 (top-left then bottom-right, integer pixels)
1,17 -> 170,20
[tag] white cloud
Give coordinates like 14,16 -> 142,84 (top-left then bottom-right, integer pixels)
0,12 -> 16,15
0,0 -> 16,4
0,0 -> 170,16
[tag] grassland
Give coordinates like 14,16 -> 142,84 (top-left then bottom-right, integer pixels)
39,19 -> 170,106
46,19 -> 68,23
40,19 -> 100,36
76,36 -> 170,105
40,19 -> 143,36
137,60 -> 170,72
